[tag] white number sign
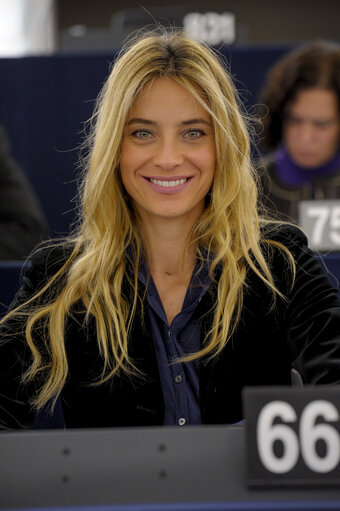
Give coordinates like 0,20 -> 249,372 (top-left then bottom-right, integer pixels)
183,12 -> 235,45
299,200 -> 340,250
257,400 -> 340,474
244,387 -> 340,486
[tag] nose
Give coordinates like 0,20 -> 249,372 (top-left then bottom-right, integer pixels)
298,123 -> 316,146
152,137 -> 184,171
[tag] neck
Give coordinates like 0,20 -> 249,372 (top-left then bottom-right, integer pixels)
140,215 -> 197,275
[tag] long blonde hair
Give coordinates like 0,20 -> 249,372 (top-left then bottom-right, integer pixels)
2,30 -> 294,410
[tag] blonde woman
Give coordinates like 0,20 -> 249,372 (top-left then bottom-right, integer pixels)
1,31 -> 340,430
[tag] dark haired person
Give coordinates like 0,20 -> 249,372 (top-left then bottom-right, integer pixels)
259,40 -> 340,222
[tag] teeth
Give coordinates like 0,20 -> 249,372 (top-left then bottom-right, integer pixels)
149,178 -> 187,187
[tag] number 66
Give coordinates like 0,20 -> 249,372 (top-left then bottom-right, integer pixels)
257,400 -> 340,474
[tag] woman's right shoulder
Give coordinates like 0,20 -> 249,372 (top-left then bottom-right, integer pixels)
0,241 -> 74,328
19,241 -> 74,296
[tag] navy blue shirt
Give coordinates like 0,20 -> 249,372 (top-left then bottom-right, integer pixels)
139,260 -> 212,426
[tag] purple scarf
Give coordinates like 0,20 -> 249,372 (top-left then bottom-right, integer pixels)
275,146 -> 340,187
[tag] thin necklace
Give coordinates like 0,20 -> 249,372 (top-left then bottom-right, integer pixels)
151,269 -> 181,276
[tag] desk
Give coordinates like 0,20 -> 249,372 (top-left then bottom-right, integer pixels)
3,502 -> 340,511
1,426 -> 340,511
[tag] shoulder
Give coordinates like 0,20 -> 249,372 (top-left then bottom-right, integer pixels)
260,221 -> 308,250
258,222 -> 334,296
18,241 -> 74,296
28,241 -> 73,271
259,222 -> 313,287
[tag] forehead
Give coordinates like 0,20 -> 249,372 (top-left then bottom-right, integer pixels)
127,77 -> 210,119
289,88 -> 339,118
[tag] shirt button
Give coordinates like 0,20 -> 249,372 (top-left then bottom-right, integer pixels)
168,329 -> 171,338
178,418 -> 186,426
175,374 -> 182,384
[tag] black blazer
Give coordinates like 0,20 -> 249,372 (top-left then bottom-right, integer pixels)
1,224 -> 340,430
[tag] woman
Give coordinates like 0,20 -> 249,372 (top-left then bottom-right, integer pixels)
259,40 -> 340,222
1,31 -> 340,430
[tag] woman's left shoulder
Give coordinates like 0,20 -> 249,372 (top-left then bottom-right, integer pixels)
259,222 -> 318,276
260,221 -> 308,251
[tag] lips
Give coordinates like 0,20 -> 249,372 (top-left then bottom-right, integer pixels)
144,176 -> 192,188
143,176 -> 192,194
148,177 -> 188,188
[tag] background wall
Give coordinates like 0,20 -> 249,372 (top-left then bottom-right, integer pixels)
57,0 -> 340,46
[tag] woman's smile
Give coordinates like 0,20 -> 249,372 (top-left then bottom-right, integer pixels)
144,175 -> 193,194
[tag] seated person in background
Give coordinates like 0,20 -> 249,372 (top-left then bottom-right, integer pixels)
0,124 -> 49,260
0,30 -> 339,430
258,40 -> 340,222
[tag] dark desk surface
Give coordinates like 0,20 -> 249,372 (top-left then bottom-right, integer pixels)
1,426 -> 340,511
3,501 -> 340,511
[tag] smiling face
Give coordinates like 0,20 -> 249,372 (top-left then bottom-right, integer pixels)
283,88 -> 340,168
120,77 -> 216,227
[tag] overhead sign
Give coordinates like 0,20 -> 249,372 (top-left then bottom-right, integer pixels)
183,12 -> 235,45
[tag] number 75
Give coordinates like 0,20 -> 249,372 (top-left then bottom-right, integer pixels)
307,206 -> 340,246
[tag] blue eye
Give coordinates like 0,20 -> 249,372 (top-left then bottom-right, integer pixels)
132,129 -> 152,139
184,129 -> 206,139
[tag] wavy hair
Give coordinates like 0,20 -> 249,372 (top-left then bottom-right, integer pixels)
260,39 -> 340,149
2,30 -> 294,410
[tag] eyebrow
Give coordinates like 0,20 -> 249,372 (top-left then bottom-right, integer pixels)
126,117 -> 211,126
